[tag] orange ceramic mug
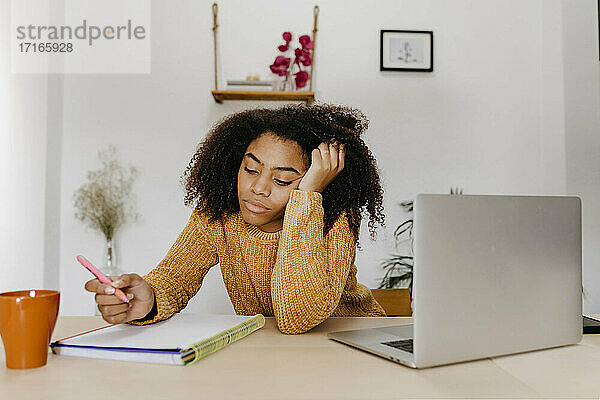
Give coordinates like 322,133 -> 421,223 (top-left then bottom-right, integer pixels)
0,290 -> 60,369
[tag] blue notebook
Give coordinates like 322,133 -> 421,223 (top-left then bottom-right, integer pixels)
50,313 -> 265,365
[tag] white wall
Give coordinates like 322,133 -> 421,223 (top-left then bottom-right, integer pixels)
562,0 -> 600,313
0,0 -> 49,292
4,0 -> 597,315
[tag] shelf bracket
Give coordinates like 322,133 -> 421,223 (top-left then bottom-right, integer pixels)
310,5 -> 319,92
212,3 -> 219,91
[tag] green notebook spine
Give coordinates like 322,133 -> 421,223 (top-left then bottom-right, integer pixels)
180,314 -> 265,365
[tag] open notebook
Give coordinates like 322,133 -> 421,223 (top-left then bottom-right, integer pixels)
50,313 -> 265,366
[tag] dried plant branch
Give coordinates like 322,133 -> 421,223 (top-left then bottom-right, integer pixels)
73,146 -> 140,241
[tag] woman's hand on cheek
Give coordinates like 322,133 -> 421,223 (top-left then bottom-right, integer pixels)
297,141 -> 345,193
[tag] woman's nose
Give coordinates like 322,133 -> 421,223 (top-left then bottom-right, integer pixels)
251,174 -> 270,197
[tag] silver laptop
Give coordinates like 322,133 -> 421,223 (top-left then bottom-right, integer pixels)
328,194 -> 582,368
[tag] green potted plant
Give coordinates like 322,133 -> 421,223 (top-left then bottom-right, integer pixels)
378,187 -> 464,297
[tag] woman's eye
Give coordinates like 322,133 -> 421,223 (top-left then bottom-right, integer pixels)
244,167 -> 291,186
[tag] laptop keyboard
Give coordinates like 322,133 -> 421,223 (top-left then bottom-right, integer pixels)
381,339 -> 414,353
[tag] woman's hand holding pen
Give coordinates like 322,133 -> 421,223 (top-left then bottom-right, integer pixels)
297,141 -> 345,193
85,273 -> 155,324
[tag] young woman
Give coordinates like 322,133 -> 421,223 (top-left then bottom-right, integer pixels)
85,103 -> 386,334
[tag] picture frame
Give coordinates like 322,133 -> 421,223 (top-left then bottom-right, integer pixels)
380,30 -> 433,72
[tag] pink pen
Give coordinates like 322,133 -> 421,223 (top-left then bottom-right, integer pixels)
77,255 -> 130,303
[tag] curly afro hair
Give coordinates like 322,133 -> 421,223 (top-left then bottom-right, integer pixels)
181,103 -> 385,242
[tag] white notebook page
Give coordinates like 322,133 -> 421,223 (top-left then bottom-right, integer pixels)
58,314 -> 255,349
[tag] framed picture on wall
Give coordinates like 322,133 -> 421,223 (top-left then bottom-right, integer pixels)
380,30 -> 433,72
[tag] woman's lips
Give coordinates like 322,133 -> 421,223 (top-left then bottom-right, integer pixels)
244,200 -> 269,214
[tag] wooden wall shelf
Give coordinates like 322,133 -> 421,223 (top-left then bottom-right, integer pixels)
211,90 -> 315,104
211,4 -> 319,104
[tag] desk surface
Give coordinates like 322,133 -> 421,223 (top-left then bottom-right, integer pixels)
2,316 -> 600,399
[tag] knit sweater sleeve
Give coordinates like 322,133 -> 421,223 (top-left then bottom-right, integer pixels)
271,189 -> 357,334
128,207 -> 219,325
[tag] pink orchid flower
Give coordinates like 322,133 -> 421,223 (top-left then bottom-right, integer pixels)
294,48 -> 312,66
269,56 -> 291,76
270,32 -> 313,85
294,70 -> 309,88
299,35 -> 314,50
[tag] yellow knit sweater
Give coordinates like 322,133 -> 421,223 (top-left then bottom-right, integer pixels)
129,190 -> 386,334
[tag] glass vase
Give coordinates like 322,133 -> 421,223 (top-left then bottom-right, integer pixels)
278,69 -> 296,92
103,238 -> 122,277
94,238 -> 122,316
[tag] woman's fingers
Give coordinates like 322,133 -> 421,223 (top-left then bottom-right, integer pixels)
85,279 -> 119,296
311,148 -> 322,165
84,278 -> 101,293
85,273 -> 153,325
102,311 -> 129,325
338,143 -> 345,171
329,142 -> 339,169
98,302 -> 130,317
298,141 -> 345,193
317,141 -> 343,171
85,274 -> 128,294
318,142 -> 331,170
110,273 -> 145,289
95,292 -> 134,305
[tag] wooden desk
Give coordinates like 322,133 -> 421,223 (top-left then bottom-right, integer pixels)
1,316 -> 600,399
